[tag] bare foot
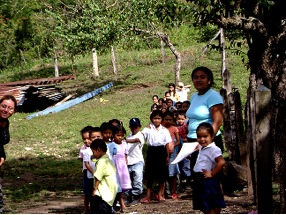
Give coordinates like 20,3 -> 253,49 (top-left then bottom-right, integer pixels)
140,196 -> 150,203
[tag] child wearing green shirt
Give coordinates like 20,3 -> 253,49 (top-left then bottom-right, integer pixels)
90,139 -> 118,214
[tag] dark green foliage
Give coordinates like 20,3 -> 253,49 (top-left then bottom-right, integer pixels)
0,0 -> 195,69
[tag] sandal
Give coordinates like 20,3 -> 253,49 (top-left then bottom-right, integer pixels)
155,195 -> 159,200
172,194 -> 179,200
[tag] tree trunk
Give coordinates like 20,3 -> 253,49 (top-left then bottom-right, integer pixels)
247,32 -> 286,213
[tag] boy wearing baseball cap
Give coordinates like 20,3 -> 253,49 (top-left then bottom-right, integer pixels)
125,118 -> 145,207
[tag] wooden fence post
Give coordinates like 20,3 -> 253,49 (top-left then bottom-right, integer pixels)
111,46 -> 117,74
161,39 -> 165,64
255,85 -> 272,213
54,55 -> 59,77
233,88 -> 247,166
220,28 -> 226,78
92,48 -> 99,78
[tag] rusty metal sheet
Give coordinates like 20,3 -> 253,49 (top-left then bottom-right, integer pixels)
0,75 -> 75,86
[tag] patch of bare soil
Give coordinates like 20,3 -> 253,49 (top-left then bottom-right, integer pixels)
5,189 -> 256,214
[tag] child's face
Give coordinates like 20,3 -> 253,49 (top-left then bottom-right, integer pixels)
166,99 -> 173,107
92,148 -> 104,159
130,126 -> 141,135
169,85 -> 175,92
113,131 -> 125,144
102,129 -> 113,142
177,114 -> 186,126
162,103 -> 168,109
161,108 -> 167,114
175,103 -> 182,110
173,111 -> 178,120
163,115 -> 173,127
182,103 -> 190,112
151,114 -> 162,127
152,97 -> 158,104
165,93 -> 171,100
197,129 -> 212,147
90,131 -> 103,142
82,132 -> 91,147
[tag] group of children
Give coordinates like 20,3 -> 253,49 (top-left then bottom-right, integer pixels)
77,82 -> 226,214
79,118 -> 145,213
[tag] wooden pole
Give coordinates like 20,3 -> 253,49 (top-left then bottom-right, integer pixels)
201,29 -> 221,55
54,55 -> 59,78
20,49 -> 27,64
92,48 -> 99,77
161,39 -> 165,64
233,88 -> 246,166
111,46 -> 117,74
255,85 -> 272,213
220,28 -> 227,80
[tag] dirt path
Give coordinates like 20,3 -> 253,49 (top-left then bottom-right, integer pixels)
6,189 -> 257,214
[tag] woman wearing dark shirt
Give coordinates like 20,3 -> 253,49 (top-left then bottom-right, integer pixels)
0,94 -> 17,213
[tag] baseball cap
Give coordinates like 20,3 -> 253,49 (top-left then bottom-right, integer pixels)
178,82 -> 184,87
129,118 -> 141,127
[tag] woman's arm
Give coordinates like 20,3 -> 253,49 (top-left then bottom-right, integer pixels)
210,104 -> 223,138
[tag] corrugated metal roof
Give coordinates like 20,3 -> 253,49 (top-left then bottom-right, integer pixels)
0,75 -> 75,86
0,76 -> 75,110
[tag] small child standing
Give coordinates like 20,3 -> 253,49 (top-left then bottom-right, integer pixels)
125,118 -> 145,206
82,127 -> 103,213
176,111 -> 192,190
163,111 -> 181,200
176,111 -> 188,142
78,126 -> 93,214
140,110 -> 171,203
90,139 -> 118,214
100,122 -> 117,163
112,125 -> 132,212
192,122 -> 226,214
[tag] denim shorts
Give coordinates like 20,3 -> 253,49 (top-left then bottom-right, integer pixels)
168,148 -> 180,176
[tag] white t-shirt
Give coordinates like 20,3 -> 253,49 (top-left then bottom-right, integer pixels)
126,131 -> 145,165
193,142 -> 222,172
141,123 -> 172,147
83,147 -> 96,179
177,88 -> 190,102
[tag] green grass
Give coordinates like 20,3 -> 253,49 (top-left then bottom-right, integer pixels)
1,25 -> 250,212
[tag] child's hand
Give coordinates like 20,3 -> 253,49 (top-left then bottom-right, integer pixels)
202,169 -> 213,178
166,157 -> 170,165
92,189 -> 96,196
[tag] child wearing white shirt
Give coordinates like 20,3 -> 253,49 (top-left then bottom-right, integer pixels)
125,118 -> 145,206
140,110 -> 172,203
192,122 -> 226,214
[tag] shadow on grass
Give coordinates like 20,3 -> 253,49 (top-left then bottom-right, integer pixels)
2,148 -> 84,203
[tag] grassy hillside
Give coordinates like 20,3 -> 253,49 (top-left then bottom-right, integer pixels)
1,25 -> 249,211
